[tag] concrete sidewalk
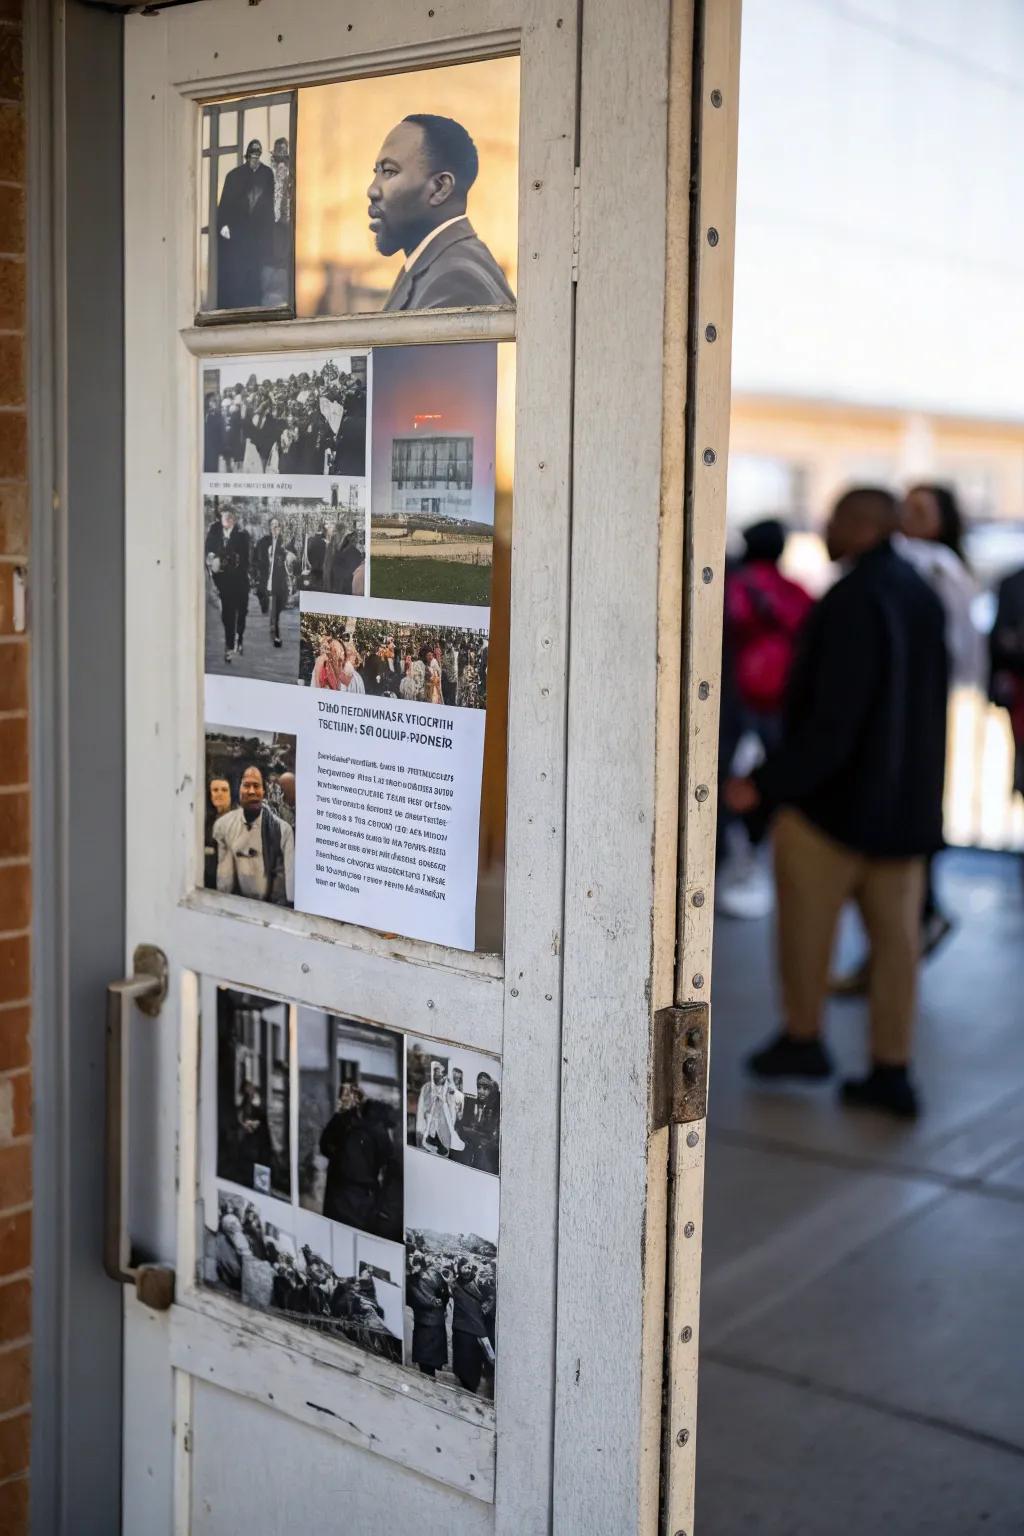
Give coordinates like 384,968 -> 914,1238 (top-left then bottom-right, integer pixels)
697,849 -> 1024,1534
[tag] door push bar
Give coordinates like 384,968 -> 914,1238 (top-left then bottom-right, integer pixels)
104,944 -> 176,1312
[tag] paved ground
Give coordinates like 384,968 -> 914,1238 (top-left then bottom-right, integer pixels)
697,848 -> 1024,1534
206,588 -> 302,685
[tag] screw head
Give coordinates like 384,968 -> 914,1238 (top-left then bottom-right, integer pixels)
702,566 -> 714,583
698,680 -> 710,700
676,1428 -> 691,1446
692,973 -> 704,989
684,1221 -> 695,1238
711,87 -> 723,107
705,322 -> 718,342
702,447 -> 717,465
695,783 -> 709,803
686,1026 -> 703,1048
707,226 -> 719,247
686,1129 -> 700,1148
692,890 -> 705,908
680,1325 -> 693,1343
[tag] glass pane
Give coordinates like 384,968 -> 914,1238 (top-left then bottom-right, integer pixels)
218,109 -> 238,148
199,340 -> 513,954
202,109 -> 211,151
200,97 -> 294,316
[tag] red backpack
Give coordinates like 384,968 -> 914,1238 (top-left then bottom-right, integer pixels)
726,563 -> 813,714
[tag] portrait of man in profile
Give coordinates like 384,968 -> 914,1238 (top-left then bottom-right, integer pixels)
367,113 -> 516,311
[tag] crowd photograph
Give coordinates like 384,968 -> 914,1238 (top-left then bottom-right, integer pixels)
406,1038 -> 501,1176
202,352 -> 367,480
206,1193 -> 402,1364
204,494 -> 367,680
202,97 -> 295,314
300,612 -> 488,708
204,728 -> 296,906
215,987 -> 291,1200
298,1008 -> 404,1244
404,1228 -> 497,1399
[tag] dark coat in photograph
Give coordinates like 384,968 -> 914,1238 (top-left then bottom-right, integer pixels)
382,219 -> 515,312
753,540 -> 948,857
407,1269 -> 450,1369
318,1106 -> 392,1233
255,532 -> 293,600
216,159 -> 276,310
204,405 -> 223,472
324,532 -> 363,595
205,521 -> 251,600
331,394 -> 366,476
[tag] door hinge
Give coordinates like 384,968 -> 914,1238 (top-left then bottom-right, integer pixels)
650,1003 -> 709,1130
571,166 -> 581,283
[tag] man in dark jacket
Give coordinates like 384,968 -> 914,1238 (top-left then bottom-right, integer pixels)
254,517 -> 294,646
368,115 -> 515,311
725,487 -> 949,1119
451,1260 -> 493,1394
216,139 -> 276,310
205,506 -> 251,662
318,1086 -> 393,1237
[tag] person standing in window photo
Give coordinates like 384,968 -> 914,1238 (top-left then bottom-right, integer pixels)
368,114 -> 515,311
217,139 -> 276,311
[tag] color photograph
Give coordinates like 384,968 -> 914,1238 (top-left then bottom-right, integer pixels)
203,728 -> 296,906
369,343 -> 497,607
300,612 -> 488,707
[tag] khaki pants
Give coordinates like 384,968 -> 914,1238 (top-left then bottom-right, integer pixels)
773,808 -> 925,1066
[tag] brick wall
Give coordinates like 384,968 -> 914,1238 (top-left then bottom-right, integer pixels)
0,0 -> 28,1530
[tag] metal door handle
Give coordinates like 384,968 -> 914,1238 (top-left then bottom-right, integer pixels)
105,943 -> 176,1311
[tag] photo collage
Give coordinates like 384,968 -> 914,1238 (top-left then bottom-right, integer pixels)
202,984 -> 500,1399
202,341 -> 498,950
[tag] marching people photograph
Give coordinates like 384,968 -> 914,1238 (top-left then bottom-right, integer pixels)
215,987 -> 291,1200
199,91 -> 296,315
370,343 -> 497,607
300,612 -> 488,707
406,1038 -> 501,1176
204,1195 -> 403,1365
203,728 -> 297,907
293,60 -> 518,316
201,351 -> 369,489
404,1138 -> 500,1400
298,1008 -> 404,1244
204,494 -> 367,682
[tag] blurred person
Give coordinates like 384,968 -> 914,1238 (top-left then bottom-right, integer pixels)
216,139 -> 275,311
407,1251 -> 450,1378
204,776 -> 232,888
832,483 -> 978,993
451,1259 -> 494,1395
989,561 -> 1024,802
725,487 -> 948,1119
324,521 -> 365,595
717,519 -> 813,920
318,1084 -> 394,1237
212,763 -> 294,906
368,114 -> 515,311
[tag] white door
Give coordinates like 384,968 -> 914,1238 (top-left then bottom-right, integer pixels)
115,1 -> 740,1532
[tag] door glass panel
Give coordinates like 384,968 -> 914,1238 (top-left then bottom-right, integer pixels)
197,59 -> 518,321
201,982 -> 501,1399
201,342 -> 513,953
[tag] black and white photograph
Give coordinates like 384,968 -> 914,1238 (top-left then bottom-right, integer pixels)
300,612 -> 488,708
294,59 -> 519,315
201,352 -> 368,489
215,987 -> 291,1200
406,1038 -> 501,1176
404,1145 -> 500,1400
200,91 -> 296,316
298,1008 -> 403,1244
204,493 -> 366,682
204,1193 -> 403,1365
204,728 -> 296,906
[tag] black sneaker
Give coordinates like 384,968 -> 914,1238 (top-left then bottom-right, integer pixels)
747,1033 -> 833,1081
236,639 -> 244,656
840,1066 -> 919,1120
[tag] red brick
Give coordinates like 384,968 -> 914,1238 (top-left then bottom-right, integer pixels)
0,1009 -> 27,1072
0,865 -> 27,933
0,28 -> 21,105
0,1208 -> 27,1276
0,642 -> 25,712
0,258 -> 22,334
0,101 -> 22,185
0,411 -> 24,477
0,5 -> 21,21
0,795 -> 26,860
0,719 -> 26,787
0,186 -> 21,255
1,1072 -> 27,1140
0,1342 -> 28,1416
0,484 -> 24,559
0,937 -> 25,1008
0,1277 -> 28,1343
0,1144 -> 27,1209
0,336 -> 22,408
0,1473 -> 28,1535
0,1410 -> 28,1482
